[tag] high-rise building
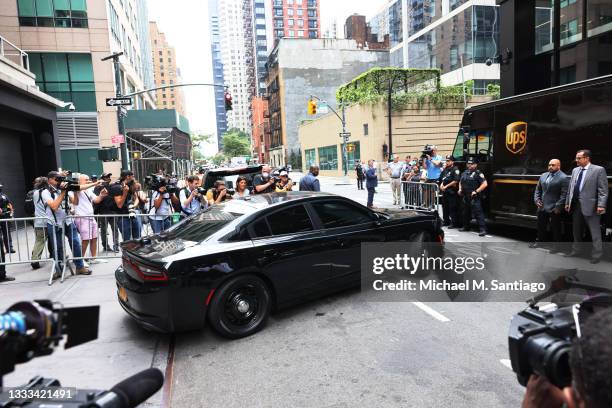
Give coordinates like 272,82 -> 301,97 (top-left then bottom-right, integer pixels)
1,0 -> 156,176
345,14 -> 389,49
149,22 -> 186,116
217,0 -> 253,133
209,0 -> 227,148
369,0 -> 500,94
271,0 -> 321,40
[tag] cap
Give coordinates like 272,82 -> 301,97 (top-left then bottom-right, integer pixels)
279,171 -> 288,176
101,172 -> 112,179
120,170 -> 134,179
466,157 -> 477,164
446,155 -> 456,161
47,170 -> 62,179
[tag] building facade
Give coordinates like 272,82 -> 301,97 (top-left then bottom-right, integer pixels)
265,38 -> 390,168
370,0 -> 501,94
345,14 -> 390,49
208,0 -> 228,148
272,0 -> 321,40
251,96 -> 269,163
498,0 -> 612,98
1,0 -> 155,176
149,22 -> 186,116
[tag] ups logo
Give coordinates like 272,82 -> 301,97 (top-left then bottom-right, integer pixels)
506,122 -> 527,154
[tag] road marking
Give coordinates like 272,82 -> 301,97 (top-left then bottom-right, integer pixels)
412,302 -> 450,322
500,359 -> 513,370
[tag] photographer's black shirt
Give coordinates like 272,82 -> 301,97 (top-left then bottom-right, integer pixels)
94,183 -> 114,214
109,182 -> 130,214
252,174 -> 275,194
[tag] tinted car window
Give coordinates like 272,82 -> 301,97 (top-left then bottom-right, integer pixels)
251,219 -> 271,238
311,201 -> 373,228
166,208 -> 239,242
266,205 -> 313,235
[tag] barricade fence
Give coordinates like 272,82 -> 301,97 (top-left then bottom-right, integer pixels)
401,181 -> 440,212
1,212 -> 179,285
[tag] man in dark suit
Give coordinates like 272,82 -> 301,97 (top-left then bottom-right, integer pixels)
365,160 -> 378,208
531,159 -> 568,253
564,149 -> 608,263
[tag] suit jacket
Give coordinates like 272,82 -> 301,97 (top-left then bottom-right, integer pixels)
533,170 -> 568,213
365,167 -> 378,188
565,164 -> 608,216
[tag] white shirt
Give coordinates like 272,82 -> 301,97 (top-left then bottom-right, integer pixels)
33,189 -> 47,228
74,188 -> 96,217
179,187 -> 204,215
149,191 -> 172,220
41,187 -> 73,226
387,161 -> 405,178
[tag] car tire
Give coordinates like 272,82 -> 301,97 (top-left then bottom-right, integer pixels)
409,231 -> 432,277
208,274 -> 271,339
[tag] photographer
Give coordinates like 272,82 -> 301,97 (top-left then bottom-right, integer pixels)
206,180 -> 233,206
275,171 -> 293,192
179,175 -> 207,218
94,173 -> 119,252
423,145 -> 443,183
42,171 -> 91,277
253,165 -> 276,194
521,307 -> 612,408
30,177 -> 49,270
73,174 -> 106,263
0,183 -> 15,254
109,170 -> 141,241
149,176 -> 180,234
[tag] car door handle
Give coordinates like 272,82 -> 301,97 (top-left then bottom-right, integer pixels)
335,239 -> 346,248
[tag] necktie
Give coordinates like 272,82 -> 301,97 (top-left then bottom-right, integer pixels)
573,168 -> 585,200
544,172 -> 553,187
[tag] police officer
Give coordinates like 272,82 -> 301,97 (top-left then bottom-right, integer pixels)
0,184 -> 15,253
458,158 -> 488,236
439,155 -> 462,228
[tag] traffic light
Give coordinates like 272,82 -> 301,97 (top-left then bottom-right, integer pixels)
225,92 -> 233,111
307,99 -> 317,115
131,151 -> 142,160
346,144 -> 354,152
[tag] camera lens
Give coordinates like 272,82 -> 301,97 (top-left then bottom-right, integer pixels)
524,334 -> 572,388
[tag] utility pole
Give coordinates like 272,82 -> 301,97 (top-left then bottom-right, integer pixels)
102,52 -> 129,170
341,102 -> 348,177
387,77 -> 393,160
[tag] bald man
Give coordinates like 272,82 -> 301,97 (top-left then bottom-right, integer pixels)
531,159 -> 568,253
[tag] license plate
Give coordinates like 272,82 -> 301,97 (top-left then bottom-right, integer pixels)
118,286 -> 128,302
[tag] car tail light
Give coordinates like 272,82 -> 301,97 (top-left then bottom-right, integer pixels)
123,257 -> 168,281
436,234 -> 445,243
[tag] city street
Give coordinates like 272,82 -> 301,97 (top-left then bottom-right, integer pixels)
0,175 -> 530,407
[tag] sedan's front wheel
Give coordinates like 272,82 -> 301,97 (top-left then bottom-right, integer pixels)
208,274 -> 271,339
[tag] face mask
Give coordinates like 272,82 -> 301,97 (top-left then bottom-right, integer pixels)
262,172 -> 269,178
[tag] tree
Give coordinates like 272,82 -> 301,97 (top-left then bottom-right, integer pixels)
191,133 -> 214,162
221,128 -> 251,158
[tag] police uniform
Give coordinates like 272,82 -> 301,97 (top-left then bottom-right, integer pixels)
0,187 -> 14,253
459,159 -> 487,235
439,156 -> 461,228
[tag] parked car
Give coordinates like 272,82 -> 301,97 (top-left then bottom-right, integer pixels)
115,192 -> 444,338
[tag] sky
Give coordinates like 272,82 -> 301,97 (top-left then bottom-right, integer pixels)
147,0 -> 387,155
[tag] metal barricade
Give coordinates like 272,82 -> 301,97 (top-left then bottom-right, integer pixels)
0,216 -> 59,285
401,181 -> 440,211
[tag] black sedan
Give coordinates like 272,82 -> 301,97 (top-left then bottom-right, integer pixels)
116,192 -> 444,338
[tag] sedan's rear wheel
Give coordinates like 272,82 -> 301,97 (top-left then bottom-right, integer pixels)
208,275 -> 271,339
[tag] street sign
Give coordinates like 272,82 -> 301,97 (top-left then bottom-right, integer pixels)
339,132 -> 351,138
318,102 -> 329,114
111,134 -> 125,144
106,97 -> 132,107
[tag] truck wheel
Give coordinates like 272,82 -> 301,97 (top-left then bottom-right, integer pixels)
208,274 -> 271,339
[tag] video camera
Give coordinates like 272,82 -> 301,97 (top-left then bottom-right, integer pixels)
508,277 -> 612,388
0,300 -> 163,407
420,145 -> 435,160
55,171 -> 81,192
144,174 -> 178,195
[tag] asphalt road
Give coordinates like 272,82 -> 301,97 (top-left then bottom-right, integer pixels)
1,175 -> 532,408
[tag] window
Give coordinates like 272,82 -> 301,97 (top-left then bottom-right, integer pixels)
298,30 -> 304,37
17,0 -> 88,27
311,201 -> 372,228
587,0 -> 612,36
275,19 -> 284,27
250,219 -> 271,238
297,8 -> 303,16
535,2 -> 554,54
297,19 -> 303,27
346,141 -> 360,168
267,205 -> 313,235
288,19 -> 294,26
363,123 -> 369,136
288,8 -> 294,16
29,52 -> 96,111
274,8 -> 283,16
288,30 -> 294,37
308,19 -> 317,28
304,148 -> 316,167
318,145 -> 338,170
560,19 -> 581,45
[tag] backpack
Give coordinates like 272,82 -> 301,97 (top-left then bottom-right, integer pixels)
24,189 -> 35,216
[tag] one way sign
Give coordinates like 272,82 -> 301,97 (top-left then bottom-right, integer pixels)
106,97 -> 132,107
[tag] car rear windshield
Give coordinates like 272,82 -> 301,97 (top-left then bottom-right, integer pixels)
165,203 -> 251,242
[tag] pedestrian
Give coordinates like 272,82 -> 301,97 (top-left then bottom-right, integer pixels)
131,182 -> 148,234
458,158 -> 488,236
74,174 -> 107,264
299,165 -> 320,192
424,146 -> 443,183
564,149 -> 608,263
94,173 -> 119,252
30,177 -> 49,270
0,184 -> 15,253
439,155 -> 462,228
42,171 -> 91,278
402,165 -> 423,207
386,154 -> 404,206
365,159 -> 378,208
110,170 -> 140,241
355,160 -> 365,190
234,176 -> 250,198
530,159 -> 568,253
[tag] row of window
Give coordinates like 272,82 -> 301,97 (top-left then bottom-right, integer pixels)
17,0 -> 88,28
305,143 -> 361,170
274,8 -> 317,17
274,29 -> 318,38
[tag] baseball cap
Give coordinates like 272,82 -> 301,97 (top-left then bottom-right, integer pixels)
279,171 -> 288,176
446,155 -> 456,161
101,172 -> 112,179
120,170 -> 134,179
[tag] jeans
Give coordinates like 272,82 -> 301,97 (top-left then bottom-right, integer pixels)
100,214 -> 120,250
46,223 -> 84,270
151,217 -> 171,234
120,216 -> 142,241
